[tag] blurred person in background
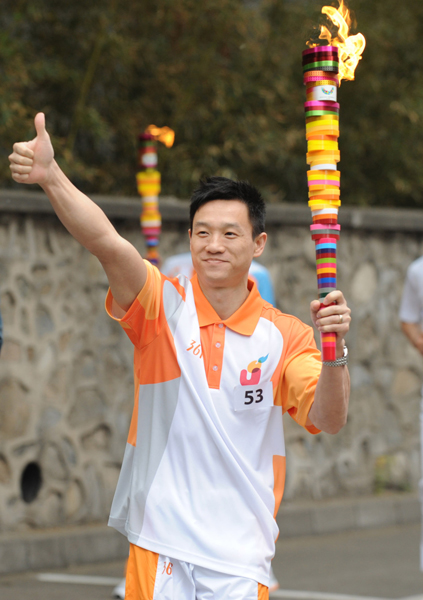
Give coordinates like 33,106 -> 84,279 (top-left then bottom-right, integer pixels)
399,256 -> 423,571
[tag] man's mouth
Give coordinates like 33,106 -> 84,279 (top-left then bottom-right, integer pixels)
205,259 -> 226,264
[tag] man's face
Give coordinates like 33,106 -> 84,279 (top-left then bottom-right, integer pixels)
189,200 -> 267,288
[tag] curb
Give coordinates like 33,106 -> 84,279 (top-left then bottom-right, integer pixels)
0,493 -> 419,575
277,492 -> 420,538
0,523 -> 128,576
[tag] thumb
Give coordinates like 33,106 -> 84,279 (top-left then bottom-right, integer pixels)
310,299 -> 321,313
310,299 -> 320,326
34,112 -> 49,140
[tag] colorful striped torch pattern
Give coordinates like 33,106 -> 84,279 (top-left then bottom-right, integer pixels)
136,132 -> 162,266
136,125 -> 174,266
303,45 -> 340,361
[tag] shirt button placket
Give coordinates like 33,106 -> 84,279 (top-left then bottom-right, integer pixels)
209,323 -> 225,386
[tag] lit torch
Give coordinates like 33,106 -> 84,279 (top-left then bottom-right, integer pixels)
136,125 -> 175,267
303,0 -> 365,360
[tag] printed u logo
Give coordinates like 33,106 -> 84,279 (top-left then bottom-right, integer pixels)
240,368 -> 261,386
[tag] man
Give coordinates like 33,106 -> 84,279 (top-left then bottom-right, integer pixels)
9,113 -> 351,600
399,256 -> 423,571
112,253 -> 279,599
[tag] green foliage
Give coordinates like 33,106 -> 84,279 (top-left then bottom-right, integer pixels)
2,0 -> 423,207
337,0 -> 423,206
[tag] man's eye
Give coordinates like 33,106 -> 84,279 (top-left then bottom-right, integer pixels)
225,232 -> 236,237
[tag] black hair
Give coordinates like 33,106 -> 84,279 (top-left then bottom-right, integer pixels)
189,176 -> 266,239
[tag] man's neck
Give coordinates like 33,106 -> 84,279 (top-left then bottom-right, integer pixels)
198,277 -> 250,321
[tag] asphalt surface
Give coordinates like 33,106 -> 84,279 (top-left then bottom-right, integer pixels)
273,523 -> 422,599
0,523 -> 421,600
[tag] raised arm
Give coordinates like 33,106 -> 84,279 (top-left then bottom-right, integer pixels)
307,290 -> 351,434
9,113 -> 146,312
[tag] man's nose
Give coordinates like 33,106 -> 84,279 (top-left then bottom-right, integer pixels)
206,234 -> 225,252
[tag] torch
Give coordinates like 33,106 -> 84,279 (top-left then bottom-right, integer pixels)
302,0 -> 365,360
136,125 -> 175,267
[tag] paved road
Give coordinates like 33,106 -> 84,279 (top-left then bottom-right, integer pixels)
0,523 -> 421,600
273,523 -> 422,599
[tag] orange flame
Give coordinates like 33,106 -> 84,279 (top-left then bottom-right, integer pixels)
145,125 -> 175,148
315,0 -> 366,82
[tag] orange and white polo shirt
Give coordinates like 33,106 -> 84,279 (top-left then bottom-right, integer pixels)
105,260 -> 321,587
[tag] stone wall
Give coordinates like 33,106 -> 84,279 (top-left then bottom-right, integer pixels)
0,189 -> 422,533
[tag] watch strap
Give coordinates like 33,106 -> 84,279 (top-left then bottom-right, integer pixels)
322,346 -> 348,367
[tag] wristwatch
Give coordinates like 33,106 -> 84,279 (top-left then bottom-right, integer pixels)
322,345 -> 348,367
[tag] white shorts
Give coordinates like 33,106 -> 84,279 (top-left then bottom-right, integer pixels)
125,543 -> 269,600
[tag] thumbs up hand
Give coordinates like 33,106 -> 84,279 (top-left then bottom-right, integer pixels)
9,113 -> 55,185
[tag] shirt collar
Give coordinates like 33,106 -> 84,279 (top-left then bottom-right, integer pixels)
191,273 -> 265,336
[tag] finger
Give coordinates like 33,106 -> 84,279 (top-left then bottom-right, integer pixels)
317,323 -> 350,334
11,171 -> 30,182
34,112 -> 49,140
322,289 -> 345,303
11,142 -> 34,160
316,313 -> 351,332
317,309 -> 351,325
318,291 -> 348,315
310,299 -> 321,313
9,152 -> 33,167
10,164 -> 33,175
318,305 -> 351,318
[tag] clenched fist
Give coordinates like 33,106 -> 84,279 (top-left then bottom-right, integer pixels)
9,112 -> 55,186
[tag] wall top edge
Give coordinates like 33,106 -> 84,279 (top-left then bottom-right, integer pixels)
0,189 -> 421,232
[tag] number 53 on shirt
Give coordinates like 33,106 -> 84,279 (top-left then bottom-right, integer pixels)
233,381 -> 273,412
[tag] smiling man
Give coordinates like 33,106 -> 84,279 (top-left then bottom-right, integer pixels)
9,114 -> 351,600
189,188 -> 267,318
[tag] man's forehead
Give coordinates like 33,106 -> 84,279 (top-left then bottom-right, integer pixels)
193,219 -> 243,230
193,199 -> 249,221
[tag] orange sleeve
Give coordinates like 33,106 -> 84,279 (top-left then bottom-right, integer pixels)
105,260 -> 164,349
276,320 -> 322,434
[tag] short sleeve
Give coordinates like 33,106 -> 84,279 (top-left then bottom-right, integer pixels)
276,321 -> 322,434
105,260 -> 163,348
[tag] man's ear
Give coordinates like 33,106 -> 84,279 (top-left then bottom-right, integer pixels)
253,232 -> 267,258
188,229 -> 192,239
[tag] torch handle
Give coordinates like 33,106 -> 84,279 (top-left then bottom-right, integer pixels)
318,301 -> 337,361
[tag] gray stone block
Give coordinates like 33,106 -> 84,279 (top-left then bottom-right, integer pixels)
356,497 -> 397,529
0,525 -> 129,574
277,493 -> 420,539
395,495 -> 420,525
277,506 -> 313,538
0,537 -> 28,575
311,501 -> 356,534
62,526 -> 128,565
27,534 -> 65,570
